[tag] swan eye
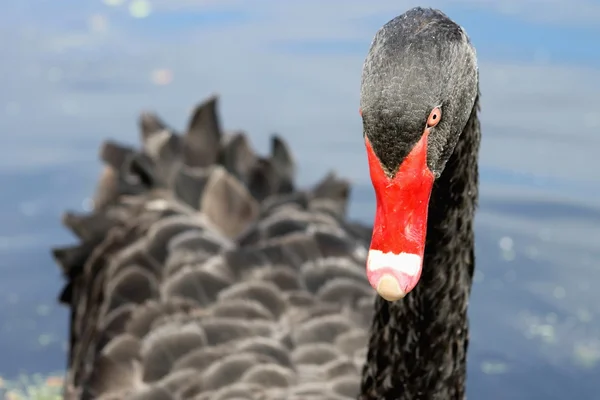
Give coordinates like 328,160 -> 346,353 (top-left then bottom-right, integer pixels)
426,107 -> 442,128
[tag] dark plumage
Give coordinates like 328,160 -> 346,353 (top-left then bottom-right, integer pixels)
53,94 -> 372,399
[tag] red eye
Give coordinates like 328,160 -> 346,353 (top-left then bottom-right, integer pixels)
426,107 -> 441,128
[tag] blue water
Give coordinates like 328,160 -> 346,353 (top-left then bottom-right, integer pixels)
1,1 -> 599,398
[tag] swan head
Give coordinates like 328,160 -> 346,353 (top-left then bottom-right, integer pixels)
359,7 -> 479,301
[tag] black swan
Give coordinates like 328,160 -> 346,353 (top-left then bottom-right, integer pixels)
359,7 -> 480,400
51,6 -> 480,400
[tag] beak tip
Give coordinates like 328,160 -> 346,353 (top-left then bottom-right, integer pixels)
376,274 -> 407,301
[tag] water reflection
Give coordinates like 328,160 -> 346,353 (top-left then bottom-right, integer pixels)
1,1 -> 599,398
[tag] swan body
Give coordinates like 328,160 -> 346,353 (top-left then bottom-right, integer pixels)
54,95 -> 374,399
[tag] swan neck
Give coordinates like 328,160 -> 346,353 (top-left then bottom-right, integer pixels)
360,94 -> 481,400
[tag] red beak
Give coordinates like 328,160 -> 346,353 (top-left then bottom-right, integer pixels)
364,129 -> 434,301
